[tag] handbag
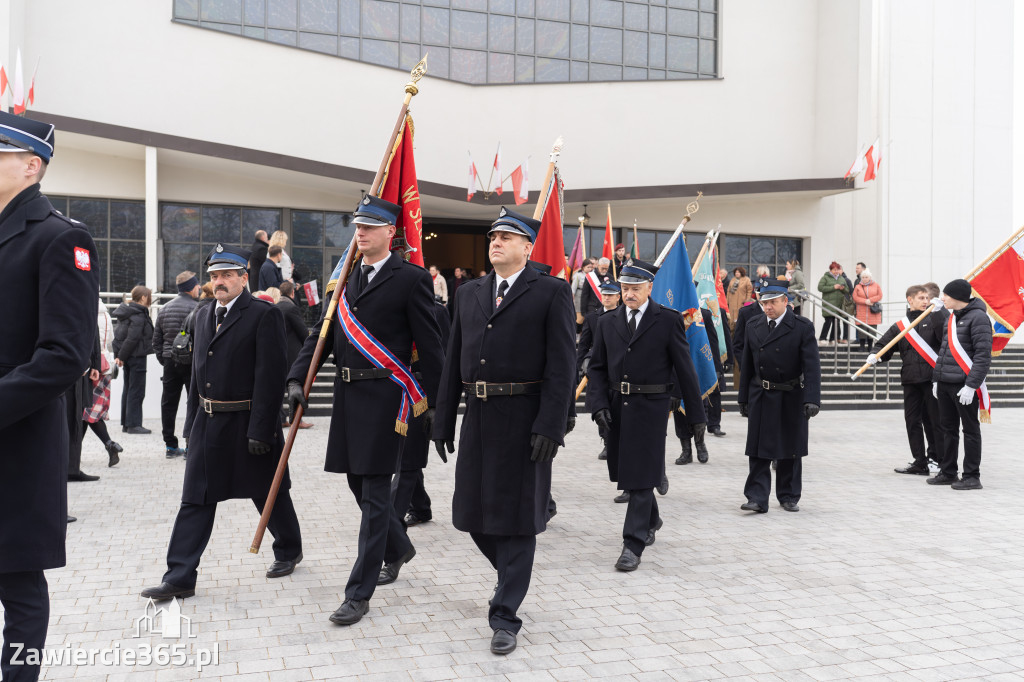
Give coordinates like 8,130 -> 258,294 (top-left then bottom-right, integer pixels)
869,301 -> 882,314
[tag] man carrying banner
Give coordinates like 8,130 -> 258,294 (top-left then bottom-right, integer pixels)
673,303 -> 722,465
587,259 -> 705,572
865,285 -> 948,475
286,195 -> 444,625
927,279 -> 992,490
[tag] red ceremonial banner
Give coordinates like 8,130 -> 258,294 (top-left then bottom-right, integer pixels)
532,168 -> 567,278
968,239 -> 1024,354
380,116 -> 424,267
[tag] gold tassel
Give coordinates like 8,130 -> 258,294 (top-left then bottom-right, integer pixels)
411,348 -> 419,364
980,408 -> 992,424
411,398 -> 429,417
395,419 -> 408,436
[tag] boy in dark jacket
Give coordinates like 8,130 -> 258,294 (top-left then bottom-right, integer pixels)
112,286 -> 155,434
927,279 -> 992,489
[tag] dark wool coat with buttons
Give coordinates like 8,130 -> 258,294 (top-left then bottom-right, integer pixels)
0,186 -> 100,572
738,309 -> 822,460
586,303 -> 705,490
183,288 -> 289,504
402,301 -> 451,472
433,267 -> 576,536
288,252 -> 444,476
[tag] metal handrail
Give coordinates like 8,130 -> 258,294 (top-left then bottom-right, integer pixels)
797,290 -> 884,376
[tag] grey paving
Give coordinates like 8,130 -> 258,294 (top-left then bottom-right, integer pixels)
28,408 -> 1024,679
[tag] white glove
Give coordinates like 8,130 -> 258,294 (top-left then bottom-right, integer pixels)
866,353 -> 878,365
932,383 -> 938,398
930,297 -> 944,310
957,386 -> 975,405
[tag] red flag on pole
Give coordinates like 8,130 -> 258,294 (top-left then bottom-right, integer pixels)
567,225 -> 584,271
862,138 -> 881,182
12,49 -> 25,115
492,142 -> 502,195
531,168 -> 567,279
509,160 -> 529,205
380,115 -> 425,267
968,229 -> 1024,355
0,64 -> 8,96
602,204 -> 615,278
28,58 -> 39,105
467,152 -> 479,201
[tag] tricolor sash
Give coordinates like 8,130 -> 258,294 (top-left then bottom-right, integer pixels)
896,317 -> 938,368
337,288 -> 428,435
947,314 -> 992,422
586,271 -> 603,298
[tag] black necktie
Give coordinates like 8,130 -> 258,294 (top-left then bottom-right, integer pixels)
215,306 -> 226,332
628,309 -> 638,336
359,264 -> 374,292
495,280 -> 509,309
768,319 -> 777,332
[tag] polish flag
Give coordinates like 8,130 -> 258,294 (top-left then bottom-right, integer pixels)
492,142 -> 502,195
862,138 -> 881,182
12,49 -> 25,115
844,146 -> 867,179
509,159 -> 529,205
467,152 -> 479,201
28,59 -> 39,105
0,64 -> 8,97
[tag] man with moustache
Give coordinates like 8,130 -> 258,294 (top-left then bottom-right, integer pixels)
433,207 -> 575,655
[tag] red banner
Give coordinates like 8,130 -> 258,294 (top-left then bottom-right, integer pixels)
380,116 -> 424,268
969,237 -> 1024,354
532,168 -> 567,279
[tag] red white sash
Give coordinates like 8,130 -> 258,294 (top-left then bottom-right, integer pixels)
338,287 -> 428,435
586,271 -> 603,298
897,317 -> 937,368
947,314 -> 992,419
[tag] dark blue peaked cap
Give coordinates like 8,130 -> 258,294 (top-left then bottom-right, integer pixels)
206,243 -> 252,272
599,281 -> 621,293
618,259 -> 659,284
758,278 -> 790,300
0,111 -> 55,163
489,206 -> 539,242
352,194 -> 401,226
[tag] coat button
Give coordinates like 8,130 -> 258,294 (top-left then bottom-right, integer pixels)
624,401 -> 630,406
627,348 -> 632,352
353,306 -> 358,312
480,359 -> 486,365
487,324 -> 493,329
623,374 -> 628,379
208,351 -> 213,356
206,382 -> 211,388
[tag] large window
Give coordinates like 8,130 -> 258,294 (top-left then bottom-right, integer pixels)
48,196 -> 146,293
720,234 -> 802,281
174,0 -> 719,84
561,224 -> 677,263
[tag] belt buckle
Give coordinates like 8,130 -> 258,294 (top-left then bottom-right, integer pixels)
761,379 -> 770,390
341,367 -> 350,382
620,382 -> 631,395
203,398 -> 213,415
475,381 -> 488,401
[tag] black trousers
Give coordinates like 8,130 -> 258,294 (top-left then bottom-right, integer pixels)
469,533 -> 536,634
0,570 -> 48,682
622,488 -> 660,556
936,381 -> 982,478
160,363 -> 191,447
346,473 -> 411,601
904,382 -> 941,466
65,382 -> 86,476
819,317 -> 839,341
705,387 -> 722,429
163,492 -> 302,589
120,356 -> 147,428
396,468 -> 432,520
744,457 -> 802,508
408,470 -> 432,519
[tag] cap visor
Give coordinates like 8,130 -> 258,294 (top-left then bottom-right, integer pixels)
758,292 -> 786,300
351,215 -> 390,226
617,275 -> 650,284
207,263 -> 246,272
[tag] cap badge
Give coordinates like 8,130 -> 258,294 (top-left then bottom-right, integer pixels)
363,196 -> 371,205
499,207 -> 507,217
215,244 -> 224,253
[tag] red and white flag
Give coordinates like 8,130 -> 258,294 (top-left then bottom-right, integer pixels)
467,152 -> 479,201
862,138 -> 881,182
303,280 -> 320,306
28,58 -> 39,105
844,146 -> 867,179
492,142 -> 502,195
12,49 -> 25,115
509,159 -> 529,205
0,63 -> 8,97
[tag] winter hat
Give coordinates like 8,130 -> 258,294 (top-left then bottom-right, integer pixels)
942,278 -> 972,303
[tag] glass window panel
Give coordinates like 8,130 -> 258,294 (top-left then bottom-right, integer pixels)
624,65 -> 646,80
668,0 -> 697,7
699,0 -> 715,10
425,45 -> 449,77
243,25 -> 266,37
401,42 -> 421,68
204,22 -> 243,34
589,26 -> 621,62
515,55 -> 534,82
161,205 -> 201,242
451,48 -> 487,83
490,0 -> 515,13
340,35 -> 360,57
699,38 -> 715,73
401,4 -> 420,41
201,0 -> 241,22
777,239 -> 802,265
299,31 -> 338,53
244,0 -> 265,24
423,0 -> 448,6
363,0 -> 400,39
666,35 -> 697,71
453,0 -> 486,8
649,32 -> 665,67
562,227 -> 576,256
164,243 -> 203,293
267,28 -> 297,44
202,207 -> 242,244
650,5 -> 665,31
683,233 -> 705,265
667,8 -> 697,34
325,213 -> 354,248
516,17 -> 534,52
589,62 -> 621,80
570,60 -> 588,81
93,240 -> 108,291
634,230 -> 656,260
570,23 -> 588,59
451,10 -> 487,49
591,0 -> 621,27
750,238 -> 776,268
178,19 -> 200,25
667,70 -> 697,79
570,0 -> 588,22
723,235 -> 749,264
110,242 -> 146,293
699,10 -> 715,38
70,199 -> 109,239
292,211 -> 324,247
299,0 -> 336,30
175,0 -> 200,20
362,38 -> 399,66
109,202 -> 145,240
624,29 -> 646,65
268,0 -> 297,28
489,14 -> 515,51
649,68 -> 664,79
489,52 -> 515,82
242,208 -> 281,236
516,0 -> 534,16
422,7 -> 450,43
535,57 -> 568,82
536,21 -> 569,58
624,2 -> 646,29
49,196 -> 68,215
291,247 -> 323,287
340,0 -> 360,33
536,0 -> 569,20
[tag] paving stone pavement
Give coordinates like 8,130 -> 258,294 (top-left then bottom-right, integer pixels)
23,408 -> 1024,680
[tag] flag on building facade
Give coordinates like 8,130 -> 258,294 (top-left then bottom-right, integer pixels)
28,59 -> 38,105
968,227 -> 1024,355
467,152 -> 479,201
12,49 -> 25,114
693,242 -> 728,362
862,138 -> 881,182
510,159 -> 529,205
651,237 -> 719,398
380,115 -> 424,267
0,63 -> 8,96
492,142 -> 502,195
531,167 -> 567,279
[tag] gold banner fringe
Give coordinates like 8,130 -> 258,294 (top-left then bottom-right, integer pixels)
980,408 -> 992,424
395,419 -> 409,436
412,398 -> 429,418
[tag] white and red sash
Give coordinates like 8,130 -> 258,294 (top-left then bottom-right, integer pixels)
586,271 -> 603,298
947,314 -> 992,420
338,288 -> 428,435
896,317 -> 938,367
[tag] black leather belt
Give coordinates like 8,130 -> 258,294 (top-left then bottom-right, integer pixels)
339,367 -> 393,382
613,382 -> 673,395
760,378 -> 802,391
199,395 -> 251,414
463,381 -> 543,401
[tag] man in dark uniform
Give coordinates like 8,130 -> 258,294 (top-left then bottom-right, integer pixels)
0,111 -> 100,682
672,305 -> 720,465
141,244 -> 301,601
433,207 -> 575,655
702,303 -> 731,437
738,280 -> 821,513
287,195 -> 443,626
587,260 -> 705,572
577,282 -> 621,461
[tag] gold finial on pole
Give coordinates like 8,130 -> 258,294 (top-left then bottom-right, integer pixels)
685,191 -> 703,221
405,55 -> 429,96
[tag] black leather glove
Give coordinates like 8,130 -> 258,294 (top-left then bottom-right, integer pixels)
530,433 -> 559,462
565,415 -> 576,435
803,403 -> 820,419
286,381 -> 308,417
692,422 -> 706,439
432,439 -> 453,463
670,397 -> 681,412
421,408 -> 435,436
248,438 -> 270,455
593,408 -> 613,433
739,403 -> 749,418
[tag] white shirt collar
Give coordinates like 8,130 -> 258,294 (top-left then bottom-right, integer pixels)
767,308 -> 786,326
216,292 -> 243,316
627,298 -> 650,323
495,266 -> 526,294
360,253 -> 390,282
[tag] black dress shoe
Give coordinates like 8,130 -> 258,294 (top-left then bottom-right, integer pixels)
696,442 -> 709,464
675,452 -> 692,465
405,511 -> 431,527
951,477 -> 982,490
67,515 -> 77,523
927,473 -> 959,485
140,582 -> 195,602
329,599 -> 369,625
125,426 -> 152,435
781,501 -> 799,512
490,629 -> 517,655
105,441 -> 123,467
895,463 -> 929,475
710,426 -> 727,437
656,474 -> 669,496
378,547 -> 416,585
267,552 -> 302,578
597,445 -> 607,460
615,546 -> 641,571
645,518 -> 664,547
740,502 -> 768,513
68,471 -> 100,482
613,490 -> 630,503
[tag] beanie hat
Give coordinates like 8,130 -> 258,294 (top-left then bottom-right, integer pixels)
942,278 -> 972,303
